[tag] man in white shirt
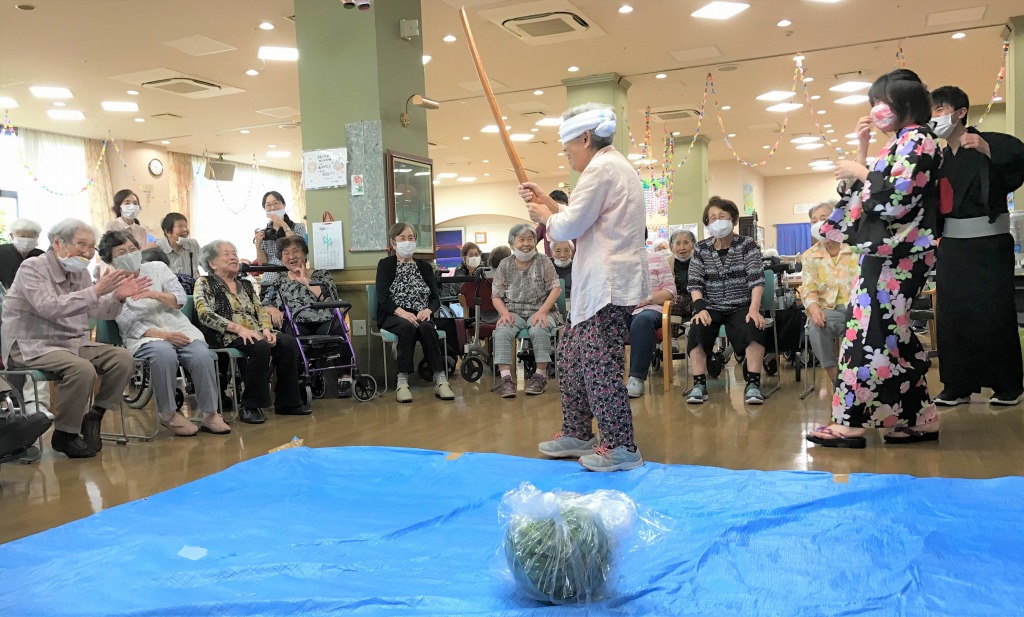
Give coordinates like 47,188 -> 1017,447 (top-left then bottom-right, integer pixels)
519,103 -> 649,472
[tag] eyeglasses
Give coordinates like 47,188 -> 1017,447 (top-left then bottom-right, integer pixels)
265,201 -> 283,208
71,240 -> 97,252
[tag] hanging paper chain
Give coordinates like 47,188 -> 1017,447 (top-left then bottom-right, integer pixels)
973,40 -> 1010,128
2,111 -> 109,197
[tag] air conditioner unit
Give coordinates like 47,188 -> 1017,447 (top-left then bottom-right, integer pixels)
204,160 -> 236,182
143,77 -> 222,98
478,1 -> 604,46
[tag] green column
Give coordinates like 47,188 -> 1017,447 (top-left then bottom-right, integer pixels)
669,135 -> 710,239
1008,16 -> 1024,136
294,0 -> 426,272
562,73 -> 631,184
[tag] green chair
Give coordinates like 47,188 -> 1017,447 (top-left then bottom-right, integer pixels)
366,284 -> 447,395
94,319 -> 160,442
490,278 -> 566,391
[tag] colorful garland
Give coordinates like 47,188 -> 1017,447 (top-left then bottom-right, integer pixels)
2,112 -> 109,197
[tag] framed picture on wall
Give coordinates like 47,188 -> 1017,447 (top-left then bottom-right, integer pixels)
385,150 -> 436,258
474,231 -> 487,243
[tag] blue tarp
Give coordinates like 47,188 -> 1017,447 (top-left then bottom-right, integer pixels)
2,446 -> 1023,616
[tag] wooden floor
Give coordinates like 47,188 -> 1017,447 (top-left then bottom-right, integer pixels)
2,361 -> 1023,544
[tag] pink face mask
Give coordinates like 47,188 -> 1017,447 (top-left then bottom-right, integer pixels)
870,102 -> 898,132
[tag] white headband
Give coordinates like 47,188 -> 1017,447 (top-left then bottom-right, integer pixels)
559,108 -> 617,145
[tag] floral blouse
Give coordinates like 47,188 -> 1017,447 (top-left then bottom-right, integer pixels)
821,125 -> 942,259
194,275 -> 272,347
390,261 -> 430,312
263,269 -> 340,324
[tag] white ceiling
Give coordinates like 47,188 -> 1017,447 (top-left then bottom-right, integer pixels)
0,0 -> 1019,185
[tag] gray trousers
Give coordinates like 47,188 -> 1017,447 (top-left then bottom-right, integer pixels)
493,313 -> 558,366
808,308 -> 847,369
9,344 -> 133,434
134,340 -> 219,419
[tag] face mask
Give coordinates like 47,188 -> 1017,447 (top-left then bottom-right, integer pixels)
930,112 -> 957,139
113,251 -> 142,273
870,102 -> 898,132
674,254 -> 691,263
811,221 -> 825,242
12,237 -> 37,253
465,256 -> 481,269
513,248 -> 537,262
121,204 -> 141,219
266,207 -> 286,220
174,235 -> 186,246
59,253 -> 90,273
394,241 -> 416,258
707,219 -> 733,239
553,257 -> 572,268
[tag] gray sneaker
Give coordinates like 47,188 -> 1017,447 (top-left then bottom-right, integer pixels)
500,376 -> 516,398
538,433 -> 597,458
579,445 -> 644,472
744,383 -> 764,405
626,376 -> 645,398
525,373 -> 547,395
687,384 -> 708,404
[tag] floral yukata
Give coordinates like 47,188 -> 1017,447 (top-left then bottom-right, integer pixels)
820,125 -> 943,429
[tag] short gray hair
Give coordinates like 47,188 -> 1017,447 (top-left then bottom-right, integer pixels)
551,240 -> 574,252
10,218 -> 42,236
507,223 -> 537,245
562,103 -> 615,150
199,240 -> 236,274
808,202 -> 835,219
669,229 -> 696,245
47,218 -> 95,244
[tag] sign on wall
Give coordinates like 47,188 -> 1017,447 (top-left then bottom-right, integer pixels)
312,220 -> 345,270
302,148 -> 348,190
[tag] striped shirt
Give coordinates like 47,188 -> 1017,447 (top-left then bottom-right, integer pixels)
687,235 -> 763,313
155,236 -> 202,277
632,251 -> 676,316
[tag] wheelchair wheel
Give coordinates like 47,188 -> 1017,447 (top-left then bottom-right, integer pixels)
461,355 -> 484,382
300,384 -> 313,407
353,374 -> 377,402
707,351 -> 725,379
764,356 -> 778,376
311,374 -> 327,399
522,357 -> 537,377
174,388 -> 185,411
124,364 -> 152,409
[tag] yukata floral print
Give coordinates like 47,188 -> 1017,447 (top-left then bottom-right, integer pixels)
820,125 -> 942,429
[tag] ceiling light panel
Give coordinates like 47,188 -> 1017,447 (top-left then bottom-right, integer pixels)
47,109 -> 84,120
766,103 -> 802,112
834,95 -> 869,105
30,86 -> 73,99
829,81 -> 871,93
257,46 -> 299,61
756,91 -> 795,102
691,2 -> 749,20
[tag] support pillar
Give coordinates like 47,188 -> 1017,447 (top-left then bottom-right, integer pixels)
669,134 -> 710,239
1007,16 -> 1024,136
562,73 -> 631,185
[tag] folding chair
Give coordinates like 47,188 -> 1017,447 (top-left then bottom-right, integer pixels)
366,284 -> 448,396
94,320 -> 160,442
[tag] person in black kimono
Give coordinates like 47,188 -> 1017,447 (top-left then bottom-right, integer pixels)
930,86 -> 1024,407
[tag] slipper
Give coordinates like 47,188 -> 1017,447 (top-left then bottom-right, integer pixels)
883,426 -> 939,444
805,426 -> 867,449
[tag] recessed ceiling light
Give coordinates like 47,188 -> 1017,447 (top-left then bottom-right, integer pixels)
672,131 -> 681,136
533,90 -> 544,95
727,133 -> 736,137
762,145 -> 770,149
268,144 -> 277,148
481,125 -> 511,133
721,105 -> 732,111
246,69 -> 260,76
535,117 -> 562,127
803,77 -> 814,83
436,172 -> 459,179
834,94 -> 869,105
482,160 -> 489,163
756,90 -> 795,101
845,140 -> 859,145
483,173 -> 490,177
0,97 -> 19,108
160,140 -> 170,145
510,134 -> 535,142
994,96 -> 1004,102
766,102 -> 803,112
808,0 -> 841,3
259,21 -> 274,30
830,139 -> 838,143
811,95 -> 821,100
951,31 -> 966,39
443,34 -> 457,42
266,150 -> 291,158
101,101 -> 139,112
462,136 -> 470,140
52,101 -> 65,107
557,152 -> 564,156
823,124 -> 832,128
127,90 -> 139,96
791,136 -> 819,144
30,86 -> 73,99
422,55 -> 431,65
619,4 -> 633,13
240,129 -> 250,134
47,109 -> 84,120
558,165 -> 565,169
257,46 -> 299,61
655,73 -> 667,79
826,129 -> 834,134
829,81 -> 871,93
530,128 -> 539,132
567,66 -> 580,72
777,19 -> 791,27
457,176 -> 476,182
785,166 -> 792,170
817,110 -> 827,115
691,2 -> 750,20
796,143 -> 824,150
134,117 -> 145,123
845,133 -> 858,139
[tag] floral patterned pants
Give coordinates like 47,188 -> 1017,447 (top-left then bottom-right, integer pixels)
832,251 -> 938,428
558,304 -> 636,450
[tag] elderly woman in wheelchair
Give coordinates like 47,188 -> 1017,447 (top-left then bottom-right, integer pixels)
99,230 -> 229,436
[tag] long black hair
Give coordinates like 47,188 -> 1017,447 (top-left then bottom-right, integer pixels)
261,190 -> 295,239
113,189 -> 140,222
867,69 -> 932,128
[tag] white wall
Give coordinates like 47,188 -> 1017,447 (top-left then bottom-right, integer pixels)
437,213 -> 533,254
435,180 -> 534,223
763,171 -> 841,248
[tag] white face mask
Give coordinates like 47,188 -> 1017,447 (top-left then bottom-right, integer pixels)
465,256 -> 481,269
513,248 -> 537,262
394,240 -> 416,258
707,219 -> 733,239
12,237 -> 37,254
266,208 -> 286,220
121,204 -> 141,219
113,251 -> 142,273
674,254 -> 690,263
553,257 -> 572,268
59,254 -> 90,273
811,221 -> 825,242
930,112 -> 957,139
174,235 -> 186,246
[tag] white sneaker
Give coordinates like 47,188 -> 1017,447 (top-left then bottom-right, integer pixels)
396,384 -> 412,404
538,433 -> 597,458
24,400 -> 55,421
626,376 -> 645,398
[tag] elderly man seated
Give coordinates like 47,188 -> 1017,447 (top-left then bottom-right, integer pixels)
492,223 -> 562,398
801,201 -> 859,396
1,219 -> 150,458
98,230 -> 230,436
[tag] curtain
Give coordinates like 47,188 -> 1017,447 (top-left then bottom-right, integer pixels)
19,129 -> 91,239
776,222 -> 812,256
84,138 -> 114,232
290,170 -> 306,225
167,151 -> 195,221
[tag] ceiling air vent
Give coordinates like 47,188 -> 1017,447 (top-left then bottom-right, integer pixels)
478,1 -> 605,47
143,77 -> 221,98
151,113 -> 182,120
649,108 -> 701,123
